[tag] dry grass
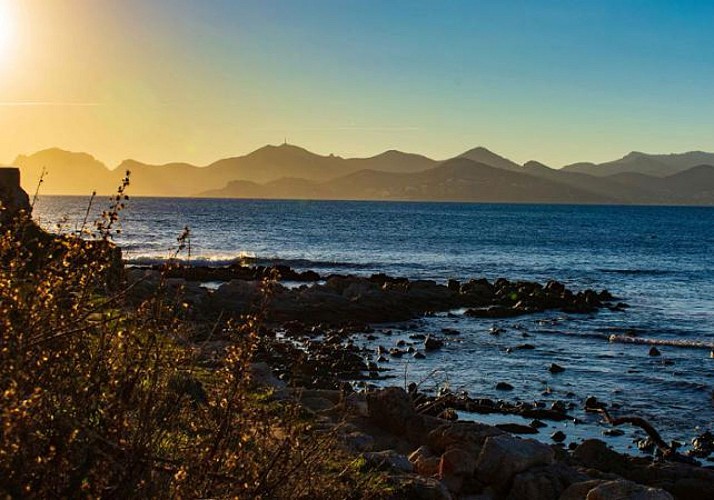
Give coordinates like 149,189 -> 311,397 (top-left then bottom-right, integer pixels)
0,185 -> 387,499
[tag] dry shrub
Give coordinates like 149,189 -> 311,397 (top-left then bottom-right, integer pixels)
0,194 -> 384,498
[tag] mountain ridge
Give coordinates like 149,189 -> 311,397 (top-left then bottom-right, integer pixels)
10,145 -> 714,205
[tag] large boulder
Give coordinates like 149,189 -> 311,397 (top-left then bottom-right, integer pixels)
475,434 -> 555,489
581,479 -> 673,500
366,387 -> 416,435
427,421 -> 505,457
506,462 -> 587,500
572,439 -> 630,476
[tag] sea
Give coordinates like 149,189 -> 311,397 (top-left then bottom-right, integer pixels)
33,196 -> 714,457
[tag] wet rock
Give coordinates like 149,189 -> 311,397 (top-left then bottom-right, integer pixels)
496,382 -> 514,391
551,430 -> 566,442
603,428 -> 625,437
530,419 -> 547,429
584,395 -> 607,411
690,430 -> 714,458
496,423 -> 539,435
447,279 -> 461,292
424,335 -> 444,351
516,343 -> 536,350
413,351 -> 426,359
466,306 -> 527,319
649,346 -> 662,356
549,363 -> 566,374
475,434 -> 555,489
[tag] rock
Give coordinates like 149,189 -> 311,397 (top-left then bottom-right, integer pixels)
342,431 -> 375,452
671,477 -> 714,500
506,463 -> 588,500
439,447 -> 479,494
427,421 -> 505,457
496,382 -> 514,391
559,480 -> 608,500
584,396 -> 606,410
603,428 -> 625,437
409,446 -> 441,477
389,476 -> 453,500
250,362 -> 288,392
572,439 -> 629,475
363,450 -> 414,473
530,420 -> 547,429
516,343 -> 536,350
447,279 -> 461,292
0,168 -> 31,225
690,430 -> 714,458
649,346 -> 662,357
549,363 -> 566,374
366,387 -> 415,435
496,423 -> 539,435
583,479 -> 674,499
551,431 -> 566,442
475,434 -> 555,488
413,351 -> 426,359
424,335 -> 444,351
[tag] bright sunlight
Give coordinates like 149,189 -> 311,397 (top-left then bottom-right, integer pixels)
0,0 -> 16,65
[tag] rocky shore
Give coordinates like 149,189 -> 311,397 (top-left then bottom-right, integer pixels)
128,263 -> 622,324
131,263 -> 714,499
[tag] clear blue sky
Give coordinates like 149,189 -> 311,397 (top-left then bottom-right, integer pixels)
2,0 -> 713,166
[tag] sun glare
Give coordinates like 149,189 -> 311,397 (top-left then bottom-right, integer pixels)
0,0 -> 16,64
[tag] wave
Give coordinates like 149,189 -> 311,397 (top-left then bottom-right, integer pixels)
597,268 -> 673,276
123,253 -> 379,271
608,334 -> 714,350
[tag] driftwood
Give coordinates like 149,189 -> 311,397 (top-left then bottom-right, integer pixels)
594,407 -> 699,465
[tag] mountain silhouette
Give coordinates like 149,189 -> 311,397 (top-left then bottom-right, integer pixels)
561,151 -> 714,177
10,144 -> 714,205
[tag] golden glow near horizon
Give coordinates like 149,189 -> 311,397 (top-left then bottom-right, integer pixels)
1,1 -> 714,169
0,0 -> 16,67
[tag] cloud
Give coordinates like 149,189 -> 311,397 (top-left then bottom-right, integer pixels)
254,126 -> 421,132
0,101 -> 103,107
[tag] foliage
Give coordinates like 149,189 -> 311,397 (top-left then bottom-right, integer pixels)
0,186 -> 383,499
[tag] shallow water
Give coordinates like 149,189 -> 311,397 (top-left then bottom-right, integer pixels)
34,196 -> 714,456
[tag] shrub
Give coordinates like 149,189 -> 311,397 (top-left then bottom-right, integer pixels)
0,191 -> 382,498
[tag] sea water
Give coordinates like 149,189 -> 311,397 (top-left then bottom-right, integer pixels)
34,196 -> 714,456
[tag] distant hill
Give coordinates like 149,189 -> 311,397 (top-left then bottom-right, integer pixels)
10,144 -> 714,205
457,146 -> 522,171
14,148 -> 117,195
203,158 -> 616,204
561,151 -> 714,177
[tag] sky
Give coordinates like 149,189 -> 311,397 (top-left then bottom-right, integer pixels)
1,0 -> 713,168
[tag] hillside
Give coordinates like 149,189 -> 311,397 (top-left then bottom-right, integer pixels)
562,151 -> 714,177
202,158 -> 616,204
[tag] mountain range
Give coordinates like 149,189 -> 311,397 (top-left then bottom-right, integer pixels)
9,144 -> 714,205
